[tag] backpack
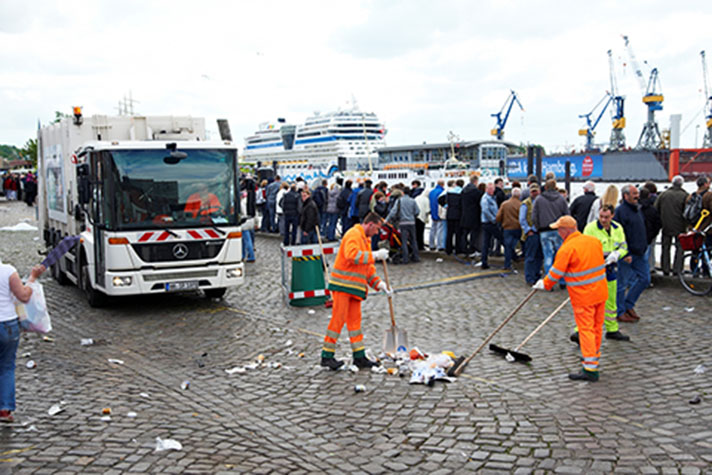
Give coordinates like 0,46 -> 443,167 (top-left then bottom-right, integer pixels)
683,192 -> 704,225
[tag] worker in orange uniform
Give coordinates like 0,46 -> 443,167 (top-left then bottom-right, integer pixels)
533,215 -> 608,382
321,212 -> 392,370
184,183 -> 222,218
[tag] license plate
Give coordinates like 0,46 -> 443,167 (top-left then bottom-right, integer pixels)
165,281 -> 199,292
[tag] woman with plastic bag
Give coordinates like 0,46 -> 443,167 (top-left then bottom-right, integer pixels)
0,261 -> 45,423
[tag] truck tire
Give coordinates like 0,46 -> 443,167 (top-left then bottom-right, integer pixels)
204,288 -> 227,299
80,260 -> 107,308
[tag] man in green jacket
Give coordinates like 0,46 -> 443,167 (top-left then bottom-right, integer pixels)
571,204 -> 631,343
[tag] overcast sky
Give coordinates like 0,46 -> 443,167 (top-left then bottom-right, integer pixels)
1,0 -> 711,154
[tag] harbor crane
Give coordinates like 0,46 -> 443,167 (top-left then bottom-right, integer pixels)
622,35 -> 664,150
702,50 -> 712,148
578,92 -> 612,151
490,90 -> 524,140
608,49 -> 626,150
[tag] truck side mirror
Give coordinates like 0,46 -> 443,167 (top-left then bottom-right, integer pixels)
77,164 -> 90,205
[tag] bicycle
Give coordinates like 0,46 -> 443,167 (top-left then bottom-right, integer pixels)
678,210 -> 712,296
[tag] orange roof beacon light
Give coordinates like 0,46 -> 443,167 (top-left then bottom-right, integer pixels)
73,106 -> 83,125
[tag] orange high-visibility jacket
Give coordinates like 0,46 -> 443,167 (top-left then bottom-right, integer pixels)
184,192 -> 222,218
543,231 -> 608,306
328,224 -> 382,300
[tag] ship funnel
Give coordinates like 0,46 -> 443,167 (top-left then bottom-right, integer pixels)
281,125 -> 296,150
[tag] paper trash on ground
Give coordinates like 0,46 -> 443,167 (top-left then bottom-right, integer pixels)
154,437 -> 183,452
107,358 -> 124,365
0,222 -> 39,231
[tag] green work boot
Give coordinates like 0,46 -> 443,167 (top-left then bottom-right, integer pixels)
568,369 -> 599,382
320,357 -> 344,371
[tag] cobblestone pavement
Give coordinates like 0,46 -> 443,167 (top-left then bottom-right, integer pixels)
0,198 -> 711,474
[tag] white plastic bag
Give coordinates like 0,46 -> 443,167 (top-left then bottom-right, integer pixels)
17,281 -> 52,334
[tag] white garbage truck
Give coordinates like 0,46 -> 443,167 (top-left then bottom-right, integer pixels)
37,109 -> 245,306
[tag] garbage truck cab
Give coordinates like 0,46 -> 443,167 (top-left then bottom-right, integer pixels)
38,112 -> 245,306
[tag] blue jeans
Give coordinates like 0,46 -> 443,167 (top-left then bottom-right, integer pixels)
301,230 -> 318,244
429,220 -> 443,250
400,224 -> 419,263
242,229 -> 255,261
283,215 -> 299,246
0,319 -> 20,411
617,251 -> 651,315
480,222 -> 501,267
540,230 -> 563,278
267,202 -> 277,232
523,233 -> 544,284
503,229 -> 521,269
325,212 -> 339,241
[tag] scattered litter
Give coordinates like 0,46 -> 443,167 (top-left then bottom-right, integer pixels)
284,339 -> 293,347
102,408 -> 111,415
80,338 -> 94,346
48,403 -> 66,416
436,258 -> 443,263
100,415 -> 111,422
0,222 -> 39,232
180,380 -> 190,390
267,362 -> 282,369
408,353 -> 456,385
297,352 -> 305,358
442,351 -> 456,359
26,360 -> 36,369
505,352 -> 515,363
662,306 -> 671,311
154,437 -> 182,452
42,336 -> 54,342
689,395 -> 702,405
127,411 -> 137,418
409,348 -> 426,360
387,367 -> 398,375
139,392 -> 150,399
21,352 -> 31,358
244,362 -> 259,370
225,366 -> 246,375
685,307 -> 695,312
354,384 -> 366,393
33,237 -> 40,241
107,358 -> 124,365
371,365 -> 388,374
256,354 -> 265,362
349,365 -> 359,373
308,309 -> 316,315
694,365 -> 706,375
25,425 -> 38,432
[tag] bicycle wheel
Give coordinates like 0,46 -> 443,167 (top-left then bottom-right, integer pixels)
678,251 -> 712,296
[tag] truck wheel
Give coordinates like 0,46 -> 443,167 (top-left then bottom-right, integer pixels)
81,262 -> 107,308
204,288 -> 227,299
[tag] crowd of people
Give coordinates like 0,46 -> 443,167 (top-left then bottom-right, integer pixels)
1,172 -> 37,207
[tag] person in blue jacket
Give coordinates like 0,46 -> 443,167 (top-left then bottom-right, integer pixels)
428,180 -> 445,251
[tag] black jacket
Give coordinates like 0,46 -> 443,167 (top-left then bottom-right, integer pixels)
640,197 -> 662,245
569,191 -> 597,232
439,190 -> 463,222
460,183 -> 482,229
337,187 -> 352,212
356,187 -> 374,220
494,187 -> 506,207
300,197 -> 319,233
280,190 -> 301,217
614,200 -> 648,256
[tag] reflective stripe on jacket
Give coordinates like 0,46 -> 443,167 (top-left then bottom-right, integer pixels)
583,219 -> 628,258
543,231 -> 608,306
327,224 -> 382,300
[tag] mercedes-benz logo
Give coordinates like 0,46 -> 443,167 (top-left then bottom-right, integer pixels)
172,243 -> 189,259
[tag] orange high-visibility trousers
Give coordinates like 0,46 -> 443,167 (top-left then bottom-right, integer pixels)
572,301 -> 605,373
322,291 -> 365,358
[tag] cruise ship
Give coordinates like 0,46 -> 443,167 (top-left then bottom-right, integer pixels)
243,105 -> 387,183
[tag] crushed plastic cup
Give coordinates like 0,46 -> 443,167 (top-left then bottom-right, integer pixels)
284,339 -> 293,347
139,392 -> 150,399
180,380 -> 190,390
154,437 -> 182,452
308,309 -> 316,315
127,411 -> 137,418
371,365 -> 388,374
21,352 -> 31,358
685,307 -> 695,312
354,384 -> 366,393
108,358 -> 124,365
349,365 -> 359,373
26,360 -> 36,369
48,403 -> 65,416
80,338 -> 94,346
225,366 -> 246,375
505,352 -> 515,363
100,415 -> 111,422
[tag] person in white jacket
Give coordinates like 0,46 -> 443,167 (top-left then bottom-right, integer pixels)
275,182 -> 290,237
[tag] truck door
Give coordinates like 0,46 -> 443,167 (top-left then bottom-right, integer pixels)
90,151 -> 106,288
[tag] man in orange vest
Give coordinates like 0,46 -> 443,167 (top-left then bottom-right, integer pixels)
321,212 -> 391,370
184,183 -> 222,218
533,215 -> 608,382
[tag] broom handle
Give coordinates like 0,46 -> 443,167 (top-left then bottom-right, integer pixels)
514,297 -> 570,352
381,260 -> 397,327
454,288 -> 536,376
316,227 -> 330,275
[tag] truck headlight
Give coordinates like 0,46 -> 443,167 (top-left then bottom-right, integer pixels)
227,268 -> 243,279
112,276 -> 132,287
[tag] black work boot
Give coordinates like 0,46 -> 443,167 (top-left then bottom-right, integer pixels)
320,357 -> 344,371
353,357 -> 379,369
569,370 -> 599,382
606,331 -> 630,341
569,332 -> 580,345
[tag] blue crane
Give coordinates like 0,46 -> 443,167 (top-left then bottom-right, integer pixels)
490,90 -> 524,140
578,93 -> 613,150
608,49 -> 626,150
702,50 -> 712,148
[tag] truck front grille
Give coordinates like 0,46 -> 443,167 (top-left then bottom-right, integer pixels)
131,240 -> 225,263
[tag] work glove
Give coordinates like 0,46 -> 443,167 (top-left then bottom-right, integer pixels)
377,281 -> 393,297
532,279 -> 546,291
372,249 -> 389,261
605,251 -> 620,265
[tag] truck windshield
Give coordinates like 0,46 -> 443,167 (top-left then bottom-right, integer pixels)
107,148 -> 237,229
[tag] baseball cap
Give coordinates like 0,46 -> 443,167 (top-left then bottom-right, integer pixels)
549,215 -> 577,229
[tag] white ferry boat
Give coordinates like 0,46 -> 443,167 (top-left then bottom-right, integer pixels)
243,104 -> 386,183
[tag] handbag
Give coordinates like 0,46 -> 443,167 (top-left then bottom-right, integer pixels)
15,281 -> 52,334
